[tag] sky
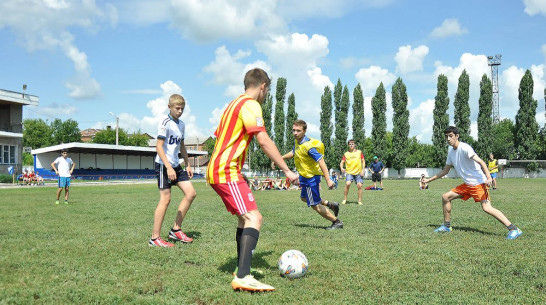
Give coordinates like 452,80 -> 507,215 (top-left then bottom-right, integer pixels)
1,0 -> 546,144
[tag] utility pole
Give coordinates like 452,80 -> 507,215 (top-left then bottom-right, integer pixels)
115,116 -> 119,146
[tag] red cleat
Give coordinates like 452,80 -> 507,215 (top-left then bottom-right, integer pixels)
168,229 -> 193,243
148,237 -> 174,247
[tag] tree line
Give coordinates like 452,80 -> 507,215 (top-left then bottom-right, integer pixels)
242,70 -> 545,173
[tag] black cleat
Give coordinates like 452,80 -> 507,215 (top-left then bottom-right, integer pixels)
326,219 -> 343,230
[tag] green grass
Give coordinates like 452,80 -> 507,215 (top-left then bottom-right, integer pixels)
1,179 -> 545,304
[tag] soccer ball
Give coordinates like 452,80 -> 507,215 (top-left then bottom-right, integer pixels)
278,249 -> 309,279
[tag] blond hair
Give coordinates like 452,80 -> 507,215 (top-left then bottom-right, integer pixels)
169,94 -> 186,107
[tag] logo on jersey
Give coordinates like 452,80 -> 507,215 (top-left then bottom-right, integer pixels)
256,117 -> 263,127
168,135 -> 181,145
248,193 -> 255,202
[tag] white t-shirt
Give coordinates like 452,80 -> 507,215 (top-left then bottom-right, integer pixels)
154,114 -> 185,167
446,142 -> 486,186
54,156 -> 74,177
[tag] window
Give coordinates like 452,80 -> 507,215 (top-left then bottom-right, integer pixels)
0,144 -> 17,164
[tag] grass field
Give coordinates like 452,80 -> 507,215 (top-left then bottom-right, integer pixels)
1,178 -> 545,304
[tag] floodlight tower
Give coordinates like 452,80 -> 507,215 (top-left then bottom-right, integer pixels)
487,54 -> 502,123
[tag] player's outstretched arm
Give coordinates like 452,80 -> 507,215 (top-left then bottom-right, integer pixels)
318,158 -> 334,189
256,131 -> 299,184
423,165 -> 451,184
472,155 -> 492,185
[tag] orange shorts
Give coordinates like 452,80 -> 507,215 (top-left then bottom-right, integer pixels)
451,183 -> 490,202
210,181 -> 257,215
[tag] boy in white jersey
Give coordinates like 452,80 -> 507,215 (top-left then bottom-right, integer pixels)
423,126 -> 522,240
51,149 -> 75,204
149,94 -> 197,247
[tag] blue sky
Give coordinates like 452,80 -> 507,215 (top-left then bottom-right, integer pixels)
1,0 -> 545,144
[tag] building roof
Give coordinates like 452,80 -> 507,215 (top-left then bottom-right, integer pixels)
0,89 -> 39,106
31,142 -> 208,157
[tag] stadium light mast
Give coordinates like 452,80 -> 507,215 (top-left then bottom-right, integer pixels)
487,54 -> 502,124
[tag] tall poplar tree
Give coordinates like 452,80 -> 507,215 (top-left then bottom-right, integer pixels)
284,93 -> 298,169
273,77 -> 287,154
454,69 -> 471,143
320,86 -> 334,168
371,83 -> 387,163
334,85 -> 350,169
352,83 -> 365,151
477,74 -> 493,159
432,74 -> 450,167
391,78 -> 409,175
253,94 -> 274,172
514,69 -> 539,161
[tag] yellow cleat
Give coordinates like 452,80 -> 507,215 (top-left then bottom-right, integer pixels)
231,275 -> 275,292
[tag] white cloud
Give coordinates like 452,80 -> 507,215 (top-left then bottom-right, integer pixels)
409,99 -> 435,142
523,0 -> 546,16
34,103 -> 77,117
542,44 -> 546,58
395,45 -> 429,74
430,18 -> 468,38
501,64 -> 546,121
355,66 -> 397,96
0,1 -> 116,99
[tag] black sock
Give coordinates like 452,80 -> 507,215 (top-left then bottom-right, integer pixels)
444,221 -> 451,228
171,228 -> 180,232
507,224 -> 516,230
235,227 -> 243,264
325,201 -> 331,208
236,228 -> 259,279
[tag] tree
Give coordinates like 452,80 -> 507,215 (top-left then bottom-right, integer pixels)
92,128 -> 128,145
491,119 -> 516,159
126,132 -> 151,147
432,74 -> 450,167
273,77 -> 287,154
23,119 -> 54,149
253,93 -> 274,173
391,78 -> 410,175
284,93 -> 298,169
405,137 -> 435,168
320,86 -> 334,169
371,83 -> 387,163
454,70 -> 471,143
514,69 -> 540,161
203,136 -> 216,156
477,74 -> 493,159
352,83 -> 365,152
51,118 -> 81,144
334,84 -> 350,170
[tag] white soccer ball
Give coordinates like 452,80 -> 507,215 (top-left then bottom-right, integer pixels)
278,249 -> 309,279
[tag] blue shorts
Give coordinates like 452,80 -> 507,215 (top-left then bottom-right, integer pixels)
490,172 -> 497,179
299,175 -> 322,207
58,177 -> 71,188
155,162 -> 190,189
345,173 -> 364,184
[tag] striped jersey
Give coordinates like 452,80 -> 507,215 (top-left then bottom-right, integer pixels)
207,94 -> 266,184
342,150 -> 364,175
155,114 -> 185,167
293,136 -> 325,178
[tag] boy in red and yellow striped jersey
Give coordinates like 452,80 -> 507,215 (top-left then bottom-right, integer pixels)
207,68 -> 299,292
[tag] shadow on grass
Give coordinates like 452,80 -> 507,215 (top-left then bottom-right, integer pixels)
218,250 -> 275,279
293,223 -> 327,230
425,224 -> 496,236
184,231 -> 201,240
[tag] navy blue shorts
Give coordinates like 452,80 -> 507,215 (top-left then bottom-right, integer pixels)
155,162 -> 189,189
300,175 -> 322,207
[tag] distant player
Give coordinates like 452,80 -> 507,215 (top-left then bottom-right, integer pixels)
340,139 -> 365,205
149,94 -> 197,247
281,119 -> 342,229
207,68 -> 299,292
51,149 -> 75,204
423,126 -> 522,240
488,153 -> 499,190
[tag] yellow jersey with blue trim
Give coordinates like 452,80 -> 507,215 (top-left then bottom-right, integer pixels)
293,136 -> 325,178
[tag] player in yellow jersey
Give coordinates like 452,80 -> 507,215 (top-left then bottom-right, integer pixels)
488,153 -> 498,190
207,68 -> 299,292
281,120 -> 343,230
340,139 -> 365,205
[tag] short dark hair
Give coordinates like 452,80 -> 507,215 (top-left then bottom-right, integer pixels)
444,126 -> 460,135
348,139 -> 355,144
61,149 -> 68,153
244,68 -> 271,90
293,119 -> 307,131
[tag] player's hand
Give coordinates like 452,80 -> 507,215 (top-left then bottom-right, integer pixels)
167,167 -> 176,181
327,179 -> 335,189
186,165 -> 193,178
286,171 -> 299,186
486,178 -> 492,187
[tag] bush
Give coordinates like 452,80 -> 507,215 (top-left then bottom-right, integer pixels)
0,174 -> 14,184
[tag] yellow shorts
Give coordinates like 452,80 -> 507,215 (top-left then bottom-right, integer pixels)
451,183 -> 490,202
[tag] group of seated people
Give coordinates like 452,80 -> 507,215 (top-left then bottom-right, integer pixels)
248,176 -> 300,191
18,169 -> 45,186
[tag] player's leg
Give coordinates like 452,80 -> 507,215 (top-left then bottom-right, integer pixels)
152,188 -> 171,239
64,186 -> 70,203
342,174 -> 352,204
480,200 -> 510,226
169,180 -> 196,243
434,191 -> 462,232
357,182 -> 363,204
